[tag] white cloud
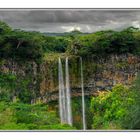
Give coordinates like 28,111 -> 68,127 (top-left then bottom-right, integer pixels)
132,21 -> 140,28
107,20 -> 118,25
61,25 -> 81,32
86,25 -> 90,31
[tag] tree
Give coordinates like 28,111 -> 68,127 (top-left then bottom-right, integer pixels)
90,84 -> 134,129
123,74 -> 140,129
0,29 -> 44,62
0,21 -> 12,34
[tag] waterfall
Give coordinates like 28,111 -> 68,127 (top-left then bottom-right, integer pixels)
58,58 -> 67,124
58,57 -> 72,126
80,57 -> 86,130
65,57 -> 72,125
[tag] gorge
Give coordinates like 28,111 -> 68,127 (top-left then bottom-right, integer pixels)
1,53 -> 140,129
1,21 -> 140,129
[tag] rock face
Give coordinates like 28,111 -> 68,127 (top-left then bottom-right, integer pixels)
0,60 -> 40,100
87,55 -> 139,93
39,54 -> 140,102
1,54 -> 140,103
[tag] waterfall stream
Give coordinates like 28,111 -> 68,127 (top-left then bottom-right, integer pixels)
58,57 -> 86,129
58,58 -> 67,124
58,57 -> 72,126
80,57 -> 86,130
65,57 -> 72,125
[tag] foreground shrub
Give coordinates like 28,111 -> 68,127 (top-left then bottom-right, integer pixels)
90,84 -> 134,129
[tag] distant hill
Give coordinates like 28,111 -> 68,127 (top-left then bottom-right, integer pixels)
43,31 -> 91,36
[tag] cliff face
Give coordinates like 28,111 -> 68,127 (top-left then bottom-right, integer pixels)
83,54 -> 140,92
39,54 -> 140,102
1,54 -> 140,103
0,60 -> 40,101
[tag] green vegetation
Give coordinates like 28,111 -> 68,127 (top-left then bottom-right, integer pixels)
0,72 -> 34,103
90,75 -> 140,129
71,97 -> 92,129
0,72 -> 76,130
0,72 -> 16,102
0,22 -> 140,62
0,102 -> 75,130
90,85 -> 133,129
0,29 -> 44,63
1,21 -> 140,130
68,27 -> 139,57
123,75 -> 140,129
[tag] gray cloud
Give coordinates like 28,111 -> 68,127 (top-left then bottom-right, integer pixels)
0,9 -> 140,32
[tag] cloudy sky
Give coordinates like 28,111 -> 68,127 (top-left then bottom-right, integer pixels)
0,9 -> 140,33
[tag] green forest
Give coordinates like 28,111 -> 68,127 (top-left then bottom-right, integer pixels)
1,21 -> 140,130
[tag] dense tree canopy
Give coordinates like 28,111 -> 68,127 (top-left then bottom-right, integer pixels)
0,21 -> 140,62
90,75 -> 140,129
68,28 -> 139,57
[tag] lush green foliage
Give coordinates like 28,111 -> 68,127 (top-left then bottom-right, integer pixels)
0,101 -> 75,130
90,75 -> 140,129
0,21 -> 70,62
0,21 -> 140,63
0,72 -> 16,102
42,36 -> 71,53
90,84 -> 134,129
71,97 -> 92,129
68,27 -> 139,57
0,27 -> 44,62
123,75 -> 140,129
0,72 -> 33,103
0,21 -> 12,34
0,71 -> 75,130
